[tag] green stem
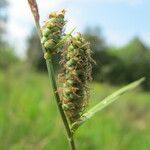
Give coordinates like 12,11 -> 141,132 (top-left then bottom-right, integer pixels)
28,2 -> 76,149
47,58 -> 76,150
38,21 -> 75,150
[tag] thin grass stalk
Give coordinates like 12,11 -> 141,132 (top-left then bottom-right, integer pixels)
27,0 -> 75,149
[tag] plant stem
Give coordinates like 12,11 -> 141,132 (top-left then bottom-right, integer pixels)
27,1 -> 75,149
47,59 -> 76,150
36,20 -> 76,150
69,135 -> 76,150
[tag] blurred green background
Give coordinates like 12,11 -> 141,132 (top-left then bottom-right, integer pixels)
0,0 -> 150,149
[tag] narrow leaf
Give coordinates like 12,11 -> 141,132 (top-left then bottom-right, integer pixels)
54,27 -> 76,49
72,77 -> 145,131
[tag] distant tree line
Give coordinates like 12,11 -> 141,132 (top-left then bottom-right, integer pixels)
84,27 -> 150,90
26,27 -> 150,90
1,0 -> 149,91
0,0 -> 18,69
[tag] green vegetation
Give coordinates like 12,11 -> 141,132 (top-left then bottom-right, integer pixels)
26,29 -> 46,72
0,0 -> 149,149
27,28 -> 150,90
107,38 -> 150,90
84,29 -> 150,90
26,27 -> 150,91
0,0 -> 18,70
0,69 -> 149,150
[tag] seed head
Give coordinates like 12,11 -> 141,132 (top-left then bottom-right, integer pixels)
41,10 -> 66,54
59,33 -> 94,123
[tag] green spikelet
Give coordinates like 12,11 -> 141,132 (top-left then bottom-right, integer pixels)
41,10 -> 66,56
59,33 -> 93,123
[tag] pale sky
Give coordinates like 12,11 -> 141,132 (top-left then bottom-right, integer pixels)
7,0 -> 150,57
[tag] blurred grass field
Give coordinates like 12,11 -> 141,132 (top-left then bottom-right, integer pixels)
0,67 -> 150,150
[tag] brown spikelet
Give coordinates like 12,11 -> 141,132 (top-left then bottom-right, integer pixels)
28,0 -> 40,22
58,33 -> 94,123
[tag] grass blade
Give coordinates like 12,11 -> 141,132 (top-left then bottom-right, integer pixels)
54,27 -> 76,49
71,77 -> 145,131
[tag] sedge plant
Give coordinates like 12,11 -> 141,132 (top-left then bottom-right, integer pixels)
28,0 -> 145,149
